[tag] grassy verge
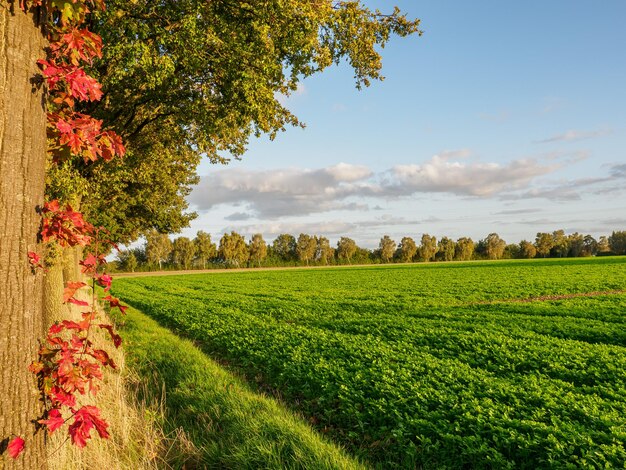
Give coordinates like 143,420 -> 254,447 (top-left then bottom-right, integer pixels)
114,304 -> 367,469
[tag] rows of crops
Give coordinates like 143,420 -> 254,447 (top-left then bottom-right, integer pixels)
113,258 -> 626,468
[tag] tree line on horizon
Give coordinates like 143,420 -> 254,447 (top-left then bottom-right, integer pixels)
114,229 -> 626,272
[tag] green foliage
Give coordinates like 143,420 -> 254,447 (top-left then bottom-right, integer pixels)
535,232 -> 553,258
454,237 -> 474,261
296,234 -> 317,265
484,233 -> 506,260
316,236 -> 335,265
193,231 -> 216,269
378,235 -> 396,263
171,236 -> 195,269
117,305 -> 366,469
396,236 -> 417,263
419,233 -> 437,261
248,233 -> 268,267
436,236 -> 455,261
337,237 -> 357,263
272,234 -> 297,262
218,231 -> 248,267
608,231 -> 626,255
519,240 -> 537,259
144,229 -> 172,269
113,257 -> 626,469
91,0 -> 420,161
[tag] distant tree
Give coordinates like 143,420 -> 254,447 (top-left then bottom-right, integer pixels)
194,231 -> 217,269
273,234 -> 297,261
397,236 -> 418,263
249,233 -> 268,267
597,236 -> 611,254
436,236 -> 456,262
171,237 -> 196,269
567,232 -> 585,257
116,249 -> 141,272
337,237 -> 357,264
455,237 -> 474,261
484,233 -> 506,260
503,243 -> 520,259
315,236 -> 335,265
218,231 -> 249,267
126,252 -> 138,273
145,229 -> 173,269
519,240 -> 537,259
296,233 -> 317,265
582,235 -> 598,257
419,234 -> 437,262
609,231 -> 626,255
535,232 -> 553,258
551,230 -> 569,258
353,247 -> 374,264
378,235 -> 396,263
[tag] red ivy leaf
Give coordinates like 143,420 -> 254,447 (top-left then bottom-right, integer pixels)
69,406 -> 109,448
7,436 -> 25,459
79,253 -> 98,274
96,273 -> 112,291
27,251 -> 45,270
63,281 -> 87,304
39,408 -> 65,433
49,386 -> 76,408
89,348 -> 117,368
97,324 -> 122,348
103,295 -> 127,315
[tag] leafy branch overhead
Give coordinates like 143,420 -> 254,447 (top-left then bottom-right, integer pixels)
89,1 -> 420,159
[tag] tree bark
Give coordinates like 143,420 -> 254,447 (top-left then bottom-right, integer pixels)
0,2 -> 47,467
43,260 -> 67,325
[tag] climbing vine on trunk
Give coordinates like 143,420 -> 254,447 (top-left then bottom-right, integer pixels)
9,0 -> 125,458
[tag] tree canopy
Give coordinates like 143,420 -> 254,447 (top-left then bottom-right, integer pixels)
50,1 -> 421,245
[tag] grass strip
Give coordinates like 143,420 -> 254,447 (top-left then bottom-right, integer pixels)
117,304 -> 367,470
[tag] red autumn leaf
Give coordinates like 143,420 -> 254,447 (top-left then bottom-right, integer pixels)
80,253 -> 98,274
96,273 -> 112,291
29,361 -> 44,374
27,251 -> 44,270
44,199 -> 60,213
59,28 -> 102,65
39,408 -> 65,433
69,406 -> 109,448
103,295 -> 127,315
48,322 -> 65,334
49,386 -> 76,408
7,436 -> 25,459
97,324 -> 122,348
62,320 -> 89,331
63,281 -> 87,304
89,348 -> 117,368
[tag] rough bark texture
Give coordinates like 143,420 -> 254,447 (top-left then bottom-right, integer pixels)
43,261 -> 66,325
0,2 -> 47,468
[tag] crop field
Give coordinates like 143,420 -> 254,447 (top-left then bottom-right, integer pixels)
112,257 -> 626,469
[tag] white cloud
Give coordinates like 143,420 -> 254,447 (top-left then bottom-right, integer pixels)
390,154 -> 555,197
536,128 -> 612,143
188,153 -> 586,220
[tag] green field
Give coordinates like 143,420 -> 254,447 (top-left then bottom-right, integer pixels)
113,257 -> 626,469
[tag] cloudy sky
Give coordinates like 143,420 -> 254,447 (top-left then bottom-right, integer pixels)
183,0 -> 626,248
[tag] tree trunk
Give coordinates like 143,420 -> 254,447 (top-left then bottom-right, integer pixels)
0,2 -> 47,467
44,260 -> 68,325
62,245 -> 83,284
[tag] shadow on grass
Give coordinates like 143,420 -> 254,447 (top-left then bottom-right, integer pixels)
117,306 -> 367,470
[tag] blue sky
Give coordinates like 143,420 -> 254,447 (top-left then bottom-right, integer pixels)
186,1 -> 626,248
